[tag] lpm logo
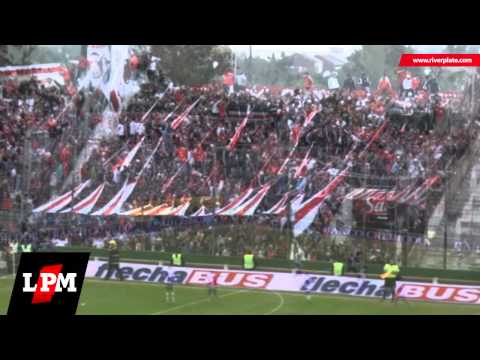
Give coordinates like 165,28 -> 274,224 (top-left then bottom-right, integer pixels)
8,253 -> 89,316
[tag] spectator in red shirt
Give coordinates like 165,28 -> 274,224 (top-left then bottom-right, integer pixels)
193,144 -> 206,163
376,72 -> 395,98
176,146 -> 188,162
129,52 -> 140,80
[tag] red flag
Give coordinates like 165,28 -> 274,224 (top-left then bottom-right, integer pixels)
176,147 -> 188,162
110,90 -> 120,112
303,110 -> 318,128
227,115 -> 249,151
294,146 -> 313,179
291,124 -> 301,146
171,98 -> 201,130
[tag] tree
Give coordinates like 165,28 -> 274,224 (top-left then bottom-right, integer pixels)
237,52 -> 302,87
0,45 -> 38,66
437,45 -> 470,91
340,45 -> 416,87
150,45 -> 233,86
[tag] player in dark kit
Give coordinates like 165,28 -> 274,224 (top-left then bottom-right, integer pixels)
105,240 -> 124,281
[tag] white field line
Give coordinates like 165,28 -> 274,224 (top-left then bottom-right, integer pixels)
264,292 -> 285,315
150,290 -> 246,315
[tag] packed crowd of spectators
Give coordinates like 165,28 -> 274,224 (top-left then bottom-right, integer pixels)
62,64 -> 476,263
0,75 -> 109,214
1,51 -> 478,264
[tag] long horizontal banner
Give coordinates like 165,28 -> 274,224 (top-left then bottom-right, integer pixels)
86,260 -> 480,305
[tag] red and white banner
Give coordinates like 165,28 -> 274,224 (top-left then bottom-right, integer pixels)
171,98 -> 201,130
231,184 -> 272,216
191,206 -> 210,217
292,121 -> 389,235
216,188 -> 255,215
119,205 -> 154,216
170,202 -> 191,216
264,193 -> 289,215
401,176 -> 441,205
91,181 -> 137,216
141,203 -> 171,216
291,193 -> 306,211
32,180 -> 91,213
345,177 -> 440,208
294,146 -> 313,179
277,147 -> 297,175
227,114 -> 249,151
86,260 -> 480,305
0,63 -> 69,86
303,110 -> 319,128
293,169 -> 348,236
112,137 -> 145,177
60,183 -> 105,215
121,137 -> 144,172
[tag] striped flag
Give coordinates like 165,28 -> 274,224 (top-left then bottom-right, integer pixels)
277,192 -> 305,216
232,184 -> 271,216
191,206 -> 210,217
292,169 -> 348,237
171,98 -> 201,130
33,180 -> 91,213
60,183 -> 105,214
303,110 -> 319,128
91,181 -> 137,216
291,193 -> 306,211
141,203 -> 171,216
227,114 -> 249,151
277,147 -> 296,175
112,137 -> 145,181
264,193 -> 290,214
119,204 -> 154,216
170,202 -> 191,216
294,146 -> 313,179
402,176 -> 440,205
216,188 -> 254,215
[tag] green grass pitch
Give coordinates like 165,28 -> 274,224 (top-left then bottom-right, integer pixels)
1,276 -> 479,315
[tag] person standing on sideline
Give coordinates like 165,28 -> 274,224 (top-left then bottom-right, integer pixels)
208,273 -> 218,299
105,240 -> 124,281
380,260 -> 400,303
165,272 -> 176,304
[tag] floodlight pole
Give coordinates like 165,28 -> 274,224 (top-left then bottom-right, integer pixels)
443,170 -> 449,270
287,163 -> 294,263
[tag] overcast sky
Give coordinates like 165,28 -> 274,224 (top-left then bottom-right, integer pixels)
228,45 -> 450,58
229,45 -> 360,57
